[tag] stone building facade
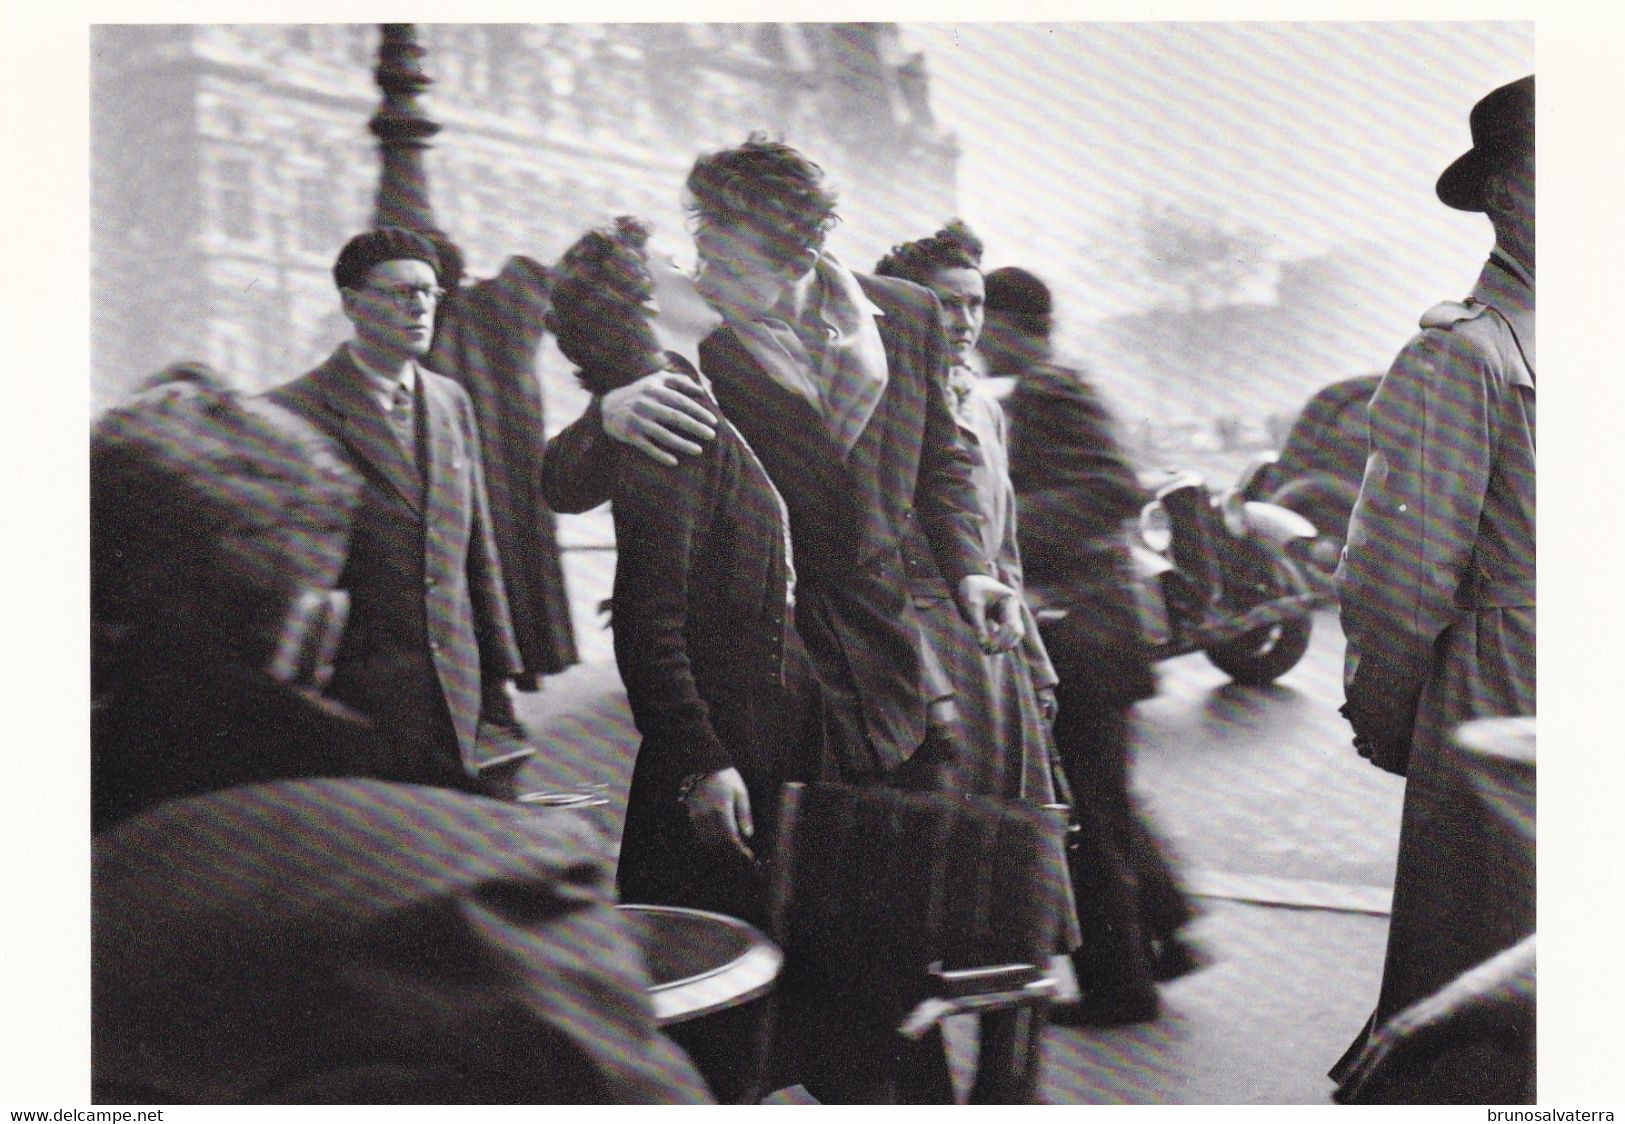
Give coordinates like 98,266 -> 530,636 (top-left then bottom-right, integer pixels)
90,23 -> 960,411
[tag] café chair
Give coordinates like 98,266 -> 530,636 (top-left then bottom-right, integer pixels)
764,782 -> 1070,1104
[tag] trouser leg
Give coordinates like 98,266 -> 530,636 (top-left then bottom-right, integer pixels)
1051,680 -> 1155,999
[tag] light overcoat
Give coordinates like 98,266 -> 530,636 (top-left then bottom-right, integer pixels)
1336,253 -> 1536,1052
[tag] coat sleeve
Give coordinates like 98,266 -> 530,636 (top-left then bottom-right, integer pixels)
912,301 -> 991,590
989,403 -> 1058,689
1338,327 -> 1502,755
540,397 -> 616,514
460,390 -> 524,692
609,447 -> 734,778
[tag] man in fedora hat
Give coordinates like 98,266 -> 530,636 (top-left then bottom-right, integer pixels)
1331,74 -> 1535,1099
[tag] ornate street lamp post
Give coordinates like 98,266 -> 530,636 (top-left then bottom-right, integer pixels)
370,23 -> 440,232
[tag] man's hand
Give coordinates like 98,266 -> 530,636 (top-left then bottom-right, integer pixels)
601,370 -> 718,466
956,574 -> 1025,654
682,767 -> 754,860
1037,685 -> 1058,724
1339,648 -> 1426,777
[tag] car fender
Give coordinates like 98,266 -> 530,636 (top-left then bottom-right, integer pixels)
1241,500 -> 1316,548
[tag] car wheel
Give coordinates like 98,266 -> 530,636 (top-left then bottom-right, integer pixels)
1204,541 -> 1313,685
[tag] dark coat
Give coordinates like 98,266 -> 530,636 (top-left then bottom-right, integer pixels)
270,349 -> 523,780
92,778 -> 712,1103
604,361 -> 826,923
1004,361 -> 1154,701
1334,255 -> 1536,1069
427,257 -> 578,683
543,274 -> 987,779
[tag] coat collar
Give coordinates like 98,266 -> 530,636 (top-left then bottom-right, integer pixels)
308,347 -> 425,513
1474,252 -> 1535,377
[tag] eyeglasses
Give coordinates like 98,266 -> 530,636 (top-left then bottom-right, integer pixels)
359,283 -> 446,307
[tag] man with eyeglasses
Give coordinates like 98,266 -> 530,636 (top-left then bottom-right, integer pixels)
269,227 -> 527,796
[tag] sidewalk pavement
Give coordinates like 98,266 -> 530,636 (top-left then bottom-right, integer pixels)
512,660 -> 1389,1106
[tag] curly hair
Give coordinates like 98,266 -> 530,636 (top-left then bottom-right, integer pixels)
685,135 -> 840,269
332,227 -> 442,291
92,384 -> 361,678
873,218 -> 984,286
544,217 -> 668,396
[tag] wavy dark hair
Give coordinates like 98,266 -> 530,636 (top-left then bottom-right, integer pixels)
685,134 -> 840,270
873,218 -> 984,286
544,217 -> 667,395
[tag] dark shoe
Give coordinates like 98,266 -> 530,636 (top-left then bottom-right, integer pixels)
1149,936 -> 1210,983
1048,986 -> 1159,1028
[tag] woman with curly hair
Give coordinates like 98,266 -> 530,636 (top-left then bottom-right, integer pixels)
873,220 -> 1062,807
545,217 -> 829,930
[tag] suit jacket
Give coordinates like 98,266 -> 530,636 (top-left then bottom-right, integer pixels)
427,257 -> 578,682
270,348 -> 523,778
543,274 -> 985,777
92,778 -> 712,1103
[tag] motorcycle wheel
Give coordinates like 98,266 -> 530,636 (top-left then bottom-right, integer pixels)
1203,540 -> 1313,685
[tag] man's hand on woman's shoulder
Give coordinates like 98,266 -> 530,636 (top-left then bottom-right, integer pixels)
602,370 -> 718,466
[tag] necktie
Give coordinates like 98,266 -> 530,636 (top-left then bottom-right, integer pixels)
386,383 -> 418,475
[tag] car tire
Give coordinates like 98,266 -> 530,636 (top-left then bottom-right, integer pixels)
1204,541 -> 1313,685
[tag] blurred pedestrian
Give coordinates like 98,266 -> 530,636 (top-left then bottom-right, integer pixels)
92,382 -> 370,827
90,384 -> 711,1103
544,216 -> 830,929
984,266 -> 1199,1025
134,359 -> 250,396
269,228 -> 529,798
1331,74 -> 1535,1093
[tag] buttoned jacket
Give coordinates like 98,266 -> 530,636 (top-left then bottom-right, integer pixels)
271,349 -> 522,776
605,361 -> 799,781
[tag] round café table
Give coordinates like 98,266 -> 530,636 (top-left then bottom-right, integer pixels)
617,903 -> 784,1102
616,903 -> 783,1025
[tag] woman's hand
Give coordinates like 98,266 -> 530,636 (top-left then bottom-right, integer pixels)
682,767 -> 755,860
957,573 -> 1025,653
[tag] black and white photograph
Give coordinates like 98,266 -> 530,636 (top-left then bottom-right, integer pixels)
2,1 -> 1619,1111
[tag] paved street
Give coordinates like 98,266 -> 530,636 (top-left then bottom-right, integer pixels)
512,595 -> 1404,1104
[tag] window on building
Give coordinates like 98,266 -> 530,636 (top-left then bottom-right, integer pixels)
296,176 -> 336,254
217,159 -> 257,240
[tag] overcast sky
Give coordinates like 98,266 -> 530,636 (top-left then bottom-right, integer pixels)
900,22 -> 1532,325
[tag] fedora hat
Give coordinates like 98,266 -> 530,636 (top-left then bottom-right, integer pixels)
1436,75 -> 1534,212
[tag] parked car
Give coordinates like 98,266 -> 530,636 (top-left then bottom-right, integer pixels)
1239,373 -> 1382,581
1113,473 -> 1330,686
